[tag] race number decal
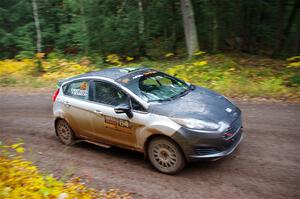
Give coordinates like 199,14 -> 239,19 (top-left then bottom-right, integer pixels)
119,119 -> 130,128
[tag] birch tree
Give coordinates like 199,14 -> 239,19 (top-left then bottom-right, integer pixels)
32,0 -> 42,53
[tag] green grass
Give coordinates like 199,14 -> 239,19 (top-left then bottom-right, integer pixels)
0,76 -> 49,88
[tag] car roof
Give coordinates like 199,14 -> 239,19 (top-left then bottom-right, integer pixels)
60,67 -> 152,85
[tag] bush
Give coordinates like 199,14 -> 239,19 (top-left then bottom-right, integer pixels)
0,141 -> 132,199
165,54 -> 299,100
0,53 -> 299,101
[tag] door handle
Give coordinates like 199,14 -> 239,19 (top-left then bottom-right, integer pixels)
94,110 -> 102,115
63,101 -> 71,107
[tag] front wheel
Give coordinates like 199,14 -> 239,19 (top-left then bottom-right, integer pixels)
55,119 -> 76,145
147,137 -> 186,174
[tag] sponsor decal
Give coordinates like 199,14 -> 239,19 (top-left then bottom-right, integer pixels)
104,115 -> 131,133
70,88 -> 88,96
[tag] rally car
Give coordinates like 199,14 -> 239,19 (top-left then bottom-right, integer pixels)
53,67 -> 243,174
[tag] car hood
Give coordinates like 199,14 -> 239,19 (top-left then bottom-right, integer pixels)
148,86 -> 241,124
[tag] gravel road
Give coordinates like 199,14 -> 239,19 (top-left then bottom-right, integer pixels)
0,91 -> 299,199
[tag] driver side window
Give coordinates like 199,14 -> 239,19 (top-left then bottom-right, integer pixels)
93,81 -> 127,106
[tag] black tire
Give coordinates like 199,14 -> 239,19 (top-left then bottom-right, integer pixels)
147,137 -> 186,174
55,119 -> 76,145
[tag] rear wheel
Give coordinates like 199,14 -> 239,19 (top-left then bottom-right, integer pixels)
55,119 -> 75,145
147,137 -> 186,174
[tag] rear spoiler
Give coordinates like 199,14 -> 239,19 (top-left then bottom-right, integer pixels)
57,75 -> 78,88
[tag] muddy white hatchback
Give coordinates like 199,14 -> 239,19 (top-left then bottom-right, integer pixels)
53,67 -> 243,174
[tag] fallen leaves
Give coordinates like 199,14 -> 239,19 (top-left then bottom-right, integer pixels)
0,142 -> 132,199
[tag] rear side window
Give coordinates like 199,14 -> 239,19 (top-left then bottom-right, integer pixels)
65,80 -> 89,100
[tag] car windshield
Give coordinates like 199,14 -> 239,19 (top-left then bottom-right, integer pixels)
118,71 -> 190,102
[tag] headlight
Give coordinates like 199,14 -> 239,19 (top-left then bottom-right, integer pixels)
172,118 -> 220,130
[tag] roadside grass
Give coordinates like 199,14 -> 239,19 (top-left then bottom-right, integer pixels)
0,53 -> 299,102
0,141 -> 132,199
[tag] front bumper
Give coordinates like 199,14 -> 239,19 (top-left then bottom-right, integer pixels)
171,121 -> 243,162
189,129 -> 243,160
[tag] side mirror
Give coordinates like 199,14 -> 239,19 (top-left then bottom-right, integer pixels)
189,84 -> 195,90
114,103 -> 133,118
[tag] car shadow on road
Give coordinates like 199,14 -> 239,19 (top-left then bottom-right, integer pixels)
73,141 -> 146,164
71,139 -> 240,176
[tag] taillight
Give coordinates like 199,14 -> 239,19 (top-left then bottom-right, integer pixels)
52,89 -> 60,102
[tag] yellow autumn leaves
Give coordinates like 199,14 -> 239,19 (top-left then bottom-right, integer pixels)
0,142 -> 26,157
41,59 -> 94,81
287,55 -> 300,68
11,143 -> 25,153
166,60 -> 208,82
0,59 -> 36,76
0,57 -> 95,84
105,54 -> 134,66
164,50 -> 206,58
0,142 -> 132,199
0,53 -> 136,87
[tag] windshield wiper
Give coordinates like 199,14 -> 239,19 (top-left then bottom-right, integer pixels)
171,88 -> 190,100
148,98 -> 172,102
147,86 -> 192,103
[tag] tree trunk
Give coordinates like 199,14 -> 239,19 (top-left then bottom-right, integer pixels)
210,0 -> 218,53
242,3 -> 259,53
170,0 -> 177,52
273,0 -> 285,56
180,0 -> 199,58
284,0 -> 300,37
117,0 -> 127,16
32,0 -> 42,53
276,0 -> 300,56
79,0 -> 89,55
297,10 -> 300,53
138,0 -> 146,56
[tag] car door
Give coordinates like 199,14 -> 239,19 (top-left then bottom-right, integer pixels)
62,79 -> 95,138
89,80 -> 146,148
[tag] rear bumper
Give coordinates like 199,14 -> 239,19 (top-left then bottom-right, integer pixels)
172,125 -> 243,162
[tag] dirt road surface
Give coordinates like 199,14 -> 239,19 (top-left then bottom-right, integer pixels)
0,91 -> 299,199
